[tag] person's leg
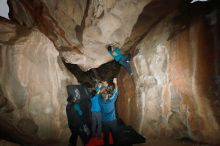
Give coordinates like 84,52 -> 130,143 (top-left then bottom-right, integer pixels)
109,120 -> 119,145
102,122 -> 110,145
69,128 -> 78,146
91,112 -> 97,136
97,112 -> 102,137
119,60 -> 132,75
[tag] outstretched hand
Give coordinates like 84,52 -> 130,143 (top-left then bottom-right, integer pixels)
113,78 -> 117,85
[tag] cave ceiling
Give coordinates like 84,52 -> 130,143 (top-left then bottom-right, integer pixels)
7,0 -> 183,71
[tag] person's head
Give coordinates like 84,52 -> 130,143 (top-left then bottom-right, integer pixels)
95,81 -> 108,93
100,81 -> 108,93
101,81 -> 108,88
95,82 -> 102,93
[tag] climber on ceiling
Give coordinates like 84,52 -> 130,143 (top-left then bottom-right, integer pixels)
107,44 -> 133,75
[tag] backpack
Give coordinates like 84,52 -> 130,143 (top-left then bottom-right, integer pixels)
66,85 -> 91,102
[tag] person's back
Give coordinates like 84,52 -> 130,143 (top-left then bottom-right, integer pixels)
66,96 -> 83,146
66,102 -> 82,128
99,88 -> 118,122
99,78 -> 119,145
91,94 -> 101,112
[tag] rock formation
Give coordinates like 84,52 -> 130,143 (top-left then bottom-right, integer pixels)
0,18 -> 77,145
117,1 -> 220,145
8,0 -> 152,70
0,140 -> 19,146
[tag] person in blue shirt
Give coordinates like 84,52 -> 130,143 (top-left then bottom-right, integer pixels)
91,81 -> 109,138
107,45 -> 133,75
66,96 -> 83,146
90,90 -> 102,138
99,78 -> 119,145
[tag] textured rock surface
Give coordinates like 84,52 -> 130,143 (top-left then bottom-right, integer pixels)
117,11 -> 220,145
8,0 -> 152,70
0,19 -> 77,145
0,140 -> 19,146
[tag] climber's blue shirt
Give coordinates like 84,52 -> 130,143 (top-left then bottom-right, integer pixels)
109,47 -> 127,62
90,94 -> 101,112
99,88 -> 118,122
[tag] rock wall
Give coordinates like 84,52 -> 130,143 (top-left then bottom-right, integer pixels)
8,0 -> 152,70
0,18 -> 77,145
0,140 -> 19,146
117,13 -> 220,145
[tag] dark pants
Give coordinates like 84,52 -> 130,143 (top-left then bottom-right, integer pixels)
92,112 -> 102,136
118,54 -> 132,75
102,120 -> 119,145
69,127 -> 80,146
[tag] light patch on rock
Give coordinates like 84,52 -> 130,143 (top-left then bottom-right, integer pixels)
44,107 -> 53,114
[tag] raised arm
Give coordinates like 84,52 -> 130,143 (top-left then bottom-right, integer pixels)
113,78 -> 118,89
109,78 -> 118,100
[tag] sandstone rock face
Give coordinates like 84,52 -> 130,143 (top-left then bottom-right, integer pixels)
8,0 -> 152,70
117,13 -> 220,144
0,19 -> 77,145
